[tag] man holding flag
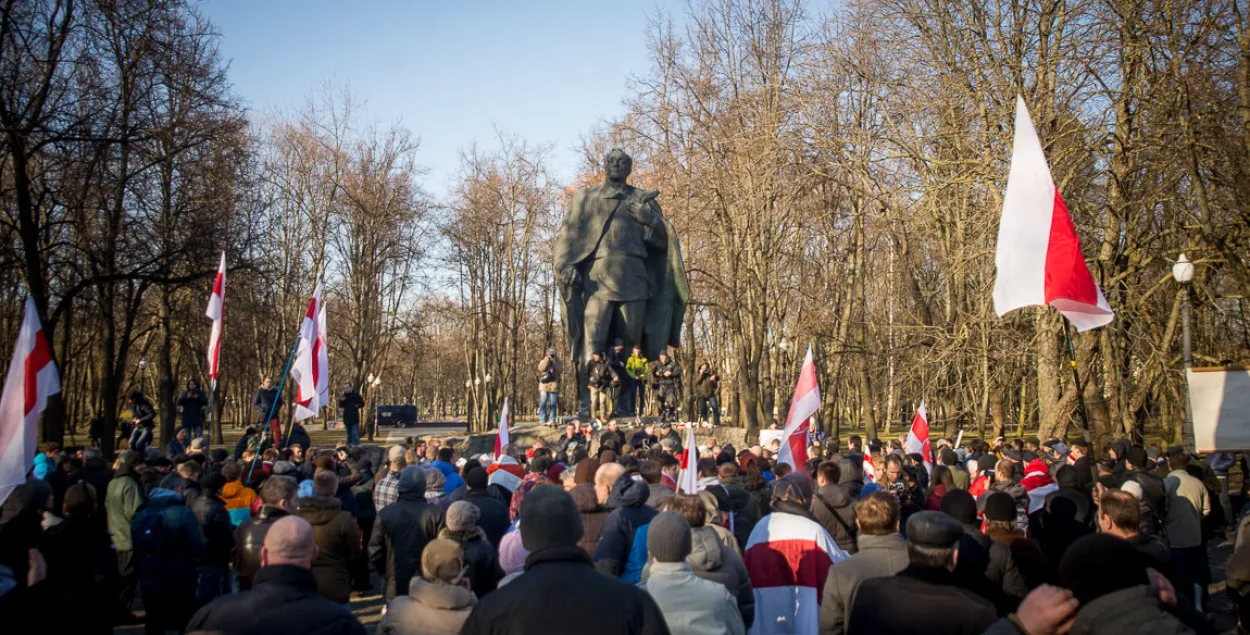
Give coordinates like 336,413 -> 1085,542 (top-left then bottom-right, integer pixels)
743,344 -> 846,634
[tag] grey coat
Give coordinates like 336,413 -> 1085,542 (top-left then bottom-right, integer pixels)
642,526 -> 754,628
819,533 -> 909,635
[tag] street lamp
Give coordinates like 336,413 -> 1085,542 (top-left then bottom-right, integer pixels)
1173,253 -> 1195,451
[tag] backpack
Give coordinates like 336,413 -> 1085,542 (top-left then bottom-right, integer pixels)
132,507 -> 175,557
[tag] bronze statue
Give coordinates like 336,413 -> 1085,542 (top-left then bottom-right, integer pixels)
553,149 -> 688,415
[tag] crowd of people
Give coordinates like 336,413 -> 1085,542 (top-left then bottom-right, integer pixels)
537,346 -> 718,426
2,416 -> 1247,635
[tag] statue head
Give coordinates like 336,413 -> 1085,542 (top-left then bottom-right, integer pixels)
603,148 -> 632,183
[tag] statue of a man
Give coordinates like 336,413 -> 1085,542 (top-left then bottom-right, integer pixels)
553,149 -> 688,414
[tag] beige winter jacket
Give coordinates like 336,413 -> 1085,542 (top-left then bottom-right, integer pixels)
377,577 -> 477,635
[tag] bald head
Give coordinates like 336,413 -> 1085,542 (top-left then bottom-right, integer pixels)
261,516 -> 319,569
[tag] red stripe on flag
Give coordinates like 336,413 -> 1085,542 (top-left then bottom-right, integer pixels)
1043,191 -> 1099,306
24,329 -> 53,416
744,538 -> 834,595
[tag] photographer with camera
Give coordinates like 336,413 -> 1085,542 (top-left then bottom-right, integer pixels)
586,351 -> 612,422
537,347 -> 563,425
651,351 -> 682,424
694,361 -> 720,427
606,338 -> 629,416
881,454 -> 925,521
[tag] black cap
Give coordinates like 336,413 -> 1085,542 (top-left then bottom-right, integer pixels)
1125,446 -> 1148,468
939,489 -> 978,525
1001,450 -> 1023,462
905,510 -> 963,548
983,492 -> 1016,522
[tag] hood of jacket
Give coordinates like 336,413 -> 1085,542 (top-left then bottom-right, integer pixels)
430,460 -> 457,478
222,480 -> 250,500
687,526 -> 725,572
568,483 -> 602,513
297,495 -> 343,525
607,472 -> 650,509
407,576 -> 477,611
990,479 -> 1027,501
145,487 -> 184,510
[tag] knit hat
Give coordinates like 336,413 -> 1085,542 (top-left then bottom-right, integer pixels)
398,465 -> 427,496
1125,446 -> 1148,468
519,486 -> 583,553
939,489 -> 978,525
983,492 -> 1016,522
1058,534 -> 1149,605
465,467 -> 488,490
446,501 -> 480,532
388,445 -> 406,461
574,458 -> 601,485
210,448 -> 229,463
421,538 -> 466,583
425,467 -> 446,495
190,437 -> 207,450
202,473 -> 227,495
498,530 -> 529,574
271,461 -> 296,476
648,511 -> 693,563
547,462 -> 567,483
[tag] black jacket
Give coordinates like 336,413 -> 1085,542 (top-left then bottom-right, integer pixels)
234,506 -> 292,590
131,398 -> 156,428
42,514 -> 114,635
252,386 -> 281,420
176,389 -> 208,427
848,565 -> 997,635
287,424 -> 312,453
460,546 -> 671,635
694,370 -> 718,398
464,488 -> 511,549
186,565 -> 366,635
812,482 -> 858,554
651,359 -> 682,388
368,490 -> 445,600
587,358 -> 611,389
595,474 -> 658,577
339,390 -> 365,426
1121,469 -> 1168,538
298,495 -> 361,605
443,528 -> 503,599
192,493 -> 236,570
953,522 -> 1028,615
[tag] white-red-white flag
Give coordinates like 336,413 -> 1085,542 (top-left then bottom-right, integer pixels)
993,95 -> 1113,332
0,298 -> 61,503
777,345 -> 820,471
494,398 -> 510,457
904,401 -> 933,475
205,252 -> 226,389
291,285 -> 329,421
863,452 -> 876,483
678,423 -> 699,494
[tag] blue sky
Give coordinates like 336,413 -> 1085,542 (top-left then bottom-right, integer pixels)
201,0 -> 681,194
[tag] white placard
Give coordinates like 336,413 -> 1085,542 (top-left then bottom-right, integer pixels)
1188,367 -> 1250,452
759,430 -> 785,448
